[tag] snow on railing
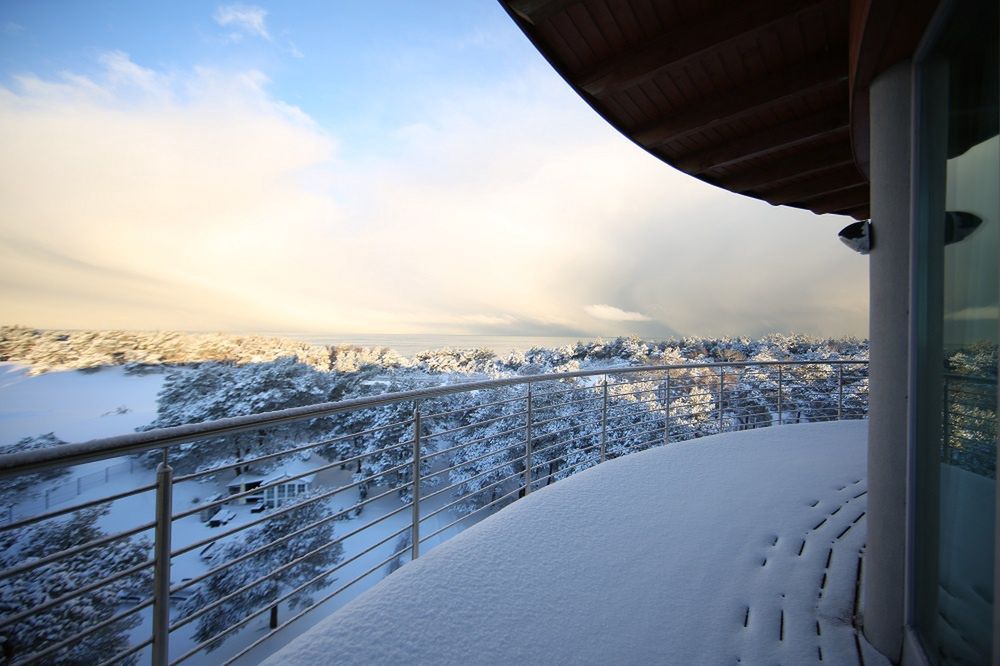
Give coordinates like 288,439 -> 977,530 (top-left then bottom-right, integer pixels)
0,360 -> 868,665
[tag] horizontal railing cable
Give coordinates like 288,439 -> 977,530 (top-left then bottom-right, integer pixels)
97,636 -> 154,666
0,480 -> 157,532
172,419 -> 415,483
21,596 -> 154,665
0,555 -> 155,632
171,472 -> 412,560
221,542 -> 415,666
0,519 -> 155,582
419,393 -> 528,421
420,484 -> 525,544
173,525 -> 413,665
422,409 -> 529,440
420,425 -> 527,462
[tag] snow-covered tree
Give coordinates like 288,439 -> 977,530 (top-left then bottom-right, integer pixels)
142,358 -> 344,474
666,367 -> 718,441
412,348 -> 500,375
719,367 -> 774,430
0,433 -> 70,509
529,382 -> 604,484
447,386 -> 528,513
0,507 -> 150,664
178,494 -> 343,650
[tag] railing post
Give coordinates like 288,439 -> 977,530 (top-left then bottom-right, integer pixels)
664,371 -> 671,445
718,368 -> 724,431
777,365 -> 783,426
524,384 -> 533,495
411,402 -> 421,561
152,448 -> 173,666
837,365 -> 844,420
600,377 -> 608,462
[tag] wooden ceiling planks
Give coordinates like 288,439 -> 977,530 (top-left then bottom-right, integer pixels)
502,0 -> 873,218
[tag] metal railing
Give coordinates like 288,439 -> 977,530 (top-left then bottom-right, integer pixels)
942,372 -> 997,477
0,359 -> 868,665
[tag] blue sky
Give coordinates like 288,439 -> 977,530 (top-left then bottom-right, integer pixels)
0,2 -> 869,338
1,2 -> 528,159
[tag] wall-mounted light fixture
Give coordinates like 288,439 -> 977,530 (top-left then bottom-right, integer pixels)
944,211 -> 982,245
838,220 -> 871,255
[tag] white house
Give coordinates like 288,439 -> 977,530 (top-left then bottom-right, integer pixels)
257,473 -> 314,509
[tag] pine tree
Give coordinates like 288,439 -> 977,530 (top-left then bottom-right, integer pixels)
0,433 -> 70,509
0,507 -> 150,664
142,358 -> 342,474
178,494 -> 343,650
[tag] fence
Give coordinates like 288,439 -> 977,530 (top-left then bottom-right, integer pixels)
0,360 -> 868,665
40,458 -> 137,511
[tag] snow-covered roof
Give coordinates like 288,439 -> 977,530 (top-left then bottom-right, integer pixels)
261,472 -> 315,486
263,421 -> 885,665
226,472 -> 265,486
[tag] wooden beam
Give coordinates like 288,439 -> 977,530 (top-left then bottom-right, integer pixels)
804,183 -> 870,214
634,57 -> 846,147
760,165 -> 866,205
721,143 -> 855,192
506,0 -> 583,25
674,108 -> 849,174
578,0 -> 832,98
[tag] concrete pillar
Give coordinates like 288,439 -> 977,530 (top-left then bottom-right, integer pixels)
862,60 -> 913,660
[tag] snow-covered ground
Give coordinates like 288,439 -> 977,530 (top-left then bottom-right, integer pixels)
0,363 -> 165,521
0,362 -> 163,443
261,420 -> 886,666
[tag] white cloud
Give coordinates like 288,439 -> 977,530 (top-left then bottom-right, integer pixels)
97,50 -> 166,93
584,304 -> 652,322
214,4 -> 270,41
2,22 -> 25,34
0,53 -> 869,338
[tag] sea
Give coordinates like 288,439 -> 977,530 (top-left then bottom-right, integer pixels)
264,333 -> 601,359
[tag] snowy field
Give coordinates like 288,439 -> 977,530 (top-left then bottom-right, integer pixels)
263,420 -> 886,666
0,363 -> 165,521
0,362 -> 164,444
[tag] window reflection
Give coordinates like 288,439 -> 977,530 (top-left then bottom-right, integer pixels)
914,0 -> 998,662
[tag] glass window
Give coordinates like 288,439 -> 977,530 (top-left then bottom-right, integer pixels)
913,1 -> 998,663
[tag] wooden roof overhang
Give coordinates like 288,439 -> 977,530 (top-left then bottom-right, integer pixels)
501,0 -> 938,221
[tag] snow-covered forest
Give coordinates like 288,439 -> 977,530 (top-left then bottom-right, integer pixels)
1,325 -> 867,375
0,330 -> 881,664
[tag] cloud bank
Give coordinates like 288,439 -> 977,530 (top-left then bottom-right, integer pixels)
585,305 -> 652,322
0,52 -> 869,338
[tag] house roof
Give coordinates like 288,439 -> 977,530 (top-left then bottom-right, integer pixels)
261,472 -> 315,486
500,0 -> 938,221
227,472 -> 265,486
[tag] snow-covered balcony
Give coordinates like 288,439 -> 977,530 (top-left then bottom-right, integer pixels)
0,360 -> 869,665
263,421 -> 881,665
